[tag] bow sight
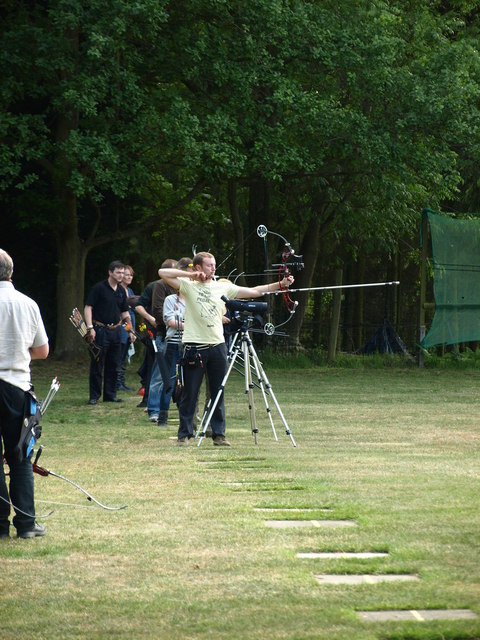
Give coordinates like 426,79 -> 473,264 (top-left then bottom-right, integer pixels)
272,254 -> 304,271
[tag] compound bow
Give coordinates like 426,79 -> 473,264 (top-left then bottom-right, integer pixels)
220,223 -> 399,336
256,224 -> 304,335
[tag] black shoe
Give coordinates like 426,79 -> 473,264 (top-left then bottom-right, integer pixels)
17,522 -> 46,539
137,400 -> 147,408
117,384 -> 134,391
88,399 -> 97,405
157,411 -> 168,426
103,398 -> 123,403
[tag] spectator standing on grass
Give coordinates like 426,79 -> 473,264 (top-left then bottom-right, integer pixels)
84,260 -> 134,405
147,257 -> 193,424
117,264 -> 136,391
0,249 -> 49,539
158,251 -> 293,446
135,259 -> 176,409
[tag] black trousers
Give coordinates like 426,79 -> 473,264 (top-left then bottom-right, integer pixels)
178,343 -> 227,439
0,380 -> 35,534
89,326 -> 122,401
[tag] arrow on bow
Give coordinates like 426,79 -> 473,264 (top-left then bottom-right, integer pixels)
263,280 -> 401,295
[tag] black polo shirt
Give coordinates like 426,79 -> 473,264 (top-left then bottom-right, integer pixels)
85,280 -> 128,325
137,281 -> 155,313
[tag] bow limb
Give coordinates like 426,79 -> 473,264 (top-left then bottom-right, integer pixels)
33,464 -> 127,511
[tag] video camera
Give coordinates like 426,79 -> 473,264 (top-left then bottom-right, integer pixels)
221,295 -> 268,332
221,296 -> 267,315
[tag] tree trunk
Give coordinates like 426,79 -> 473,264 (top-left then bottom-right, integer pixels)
54,189 -> 87,359
287,214 -> 322,347
328,267 -> 343,362
353,253 -> 365,349
228,179 -> 245,284
248,178 -> 271,278
342,259 -> 355,352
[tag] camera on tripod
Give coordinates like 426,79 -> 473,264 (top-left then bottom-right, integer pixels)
221,296 -> 267,331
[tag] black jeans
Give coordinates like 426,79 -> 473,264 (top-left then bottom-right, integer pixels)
89,326 -> 122,401
0,380 -> 35,534
178,343 -> 227,439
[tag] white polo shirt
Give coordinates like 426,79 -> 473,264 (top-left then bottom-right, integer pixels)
0,281 -> 49,391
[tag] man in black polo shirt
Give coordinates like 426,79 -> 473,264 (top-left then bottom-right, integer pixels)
84,261 -> 133,405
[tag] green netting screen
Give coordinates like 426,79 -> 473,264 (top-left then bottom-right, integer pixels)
421,209 -> 480,348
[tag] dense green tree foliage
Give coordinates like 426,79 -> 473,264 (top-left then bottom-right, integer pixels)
1,0 -> 479,355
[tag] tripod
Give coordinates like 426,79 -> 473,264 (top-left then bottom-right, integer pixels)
195,315 -> 297,448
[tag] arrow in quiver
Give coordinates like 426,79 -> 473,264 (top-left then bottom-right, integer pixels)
69,307 -> 102,361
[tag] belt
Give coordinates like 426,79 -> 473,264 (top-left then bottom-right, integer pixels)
93,320 -> 121,330
183,343 -> 222,350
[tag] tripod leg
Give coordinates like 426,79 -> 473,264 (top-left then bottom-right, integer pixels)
247,340 -> 278,442
243,337 -> 258,444
196,397 -> 211,437
249,342 -> 296,447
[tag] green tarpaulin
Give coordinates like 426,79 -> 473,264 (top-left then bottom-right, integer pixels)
421,209 -> 480,347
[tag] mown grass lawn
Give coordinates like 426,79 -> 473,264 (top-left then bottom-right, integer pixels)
1,356 -> 479,640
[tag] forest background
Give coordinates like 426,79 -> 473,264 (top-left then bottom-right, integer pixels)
1,0 -> 480,359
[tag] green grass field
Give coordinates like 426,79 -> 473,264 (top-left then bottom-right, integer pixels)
1,356 -> 479,640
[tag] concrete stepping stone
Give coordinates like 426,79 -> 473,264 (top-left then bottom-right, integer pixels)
298,551 -> 388,559
357,609 -> 478,622
254,507 -> 331,512
265,520 -> 356,528
197,458 -> 266,464
225,482 -> 304,492
314,573 -> 419,585
223,480 -> 292,487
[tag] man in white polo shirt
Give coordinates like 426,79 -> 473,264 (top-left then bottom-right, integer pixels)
0,249 -> 49,539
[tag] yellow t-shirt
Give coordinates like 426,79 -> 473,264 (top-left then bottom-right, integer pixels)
179,278 -> 239,344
